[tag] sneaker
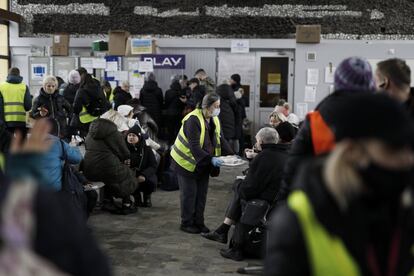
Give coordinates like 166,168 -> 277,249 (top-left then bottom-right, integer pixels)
180,224 -> 201,234
201,231 -> 228,244
220,248 -> 244,261
195,224 -> 210,233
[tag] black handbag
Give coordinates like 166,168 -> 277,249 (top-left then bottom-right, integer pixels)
240,199 -> 270,226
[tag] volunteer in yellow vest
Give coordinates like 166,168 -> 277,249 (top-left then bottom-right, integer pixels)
0,67 -> 32,137
171,93 -> 233,234
265,93 -> 414,276
102,80 -> 114,106
73,70 -> 108,138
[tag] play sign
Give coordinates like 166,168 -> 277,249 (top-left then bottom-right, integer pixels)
141,54 -> 186,69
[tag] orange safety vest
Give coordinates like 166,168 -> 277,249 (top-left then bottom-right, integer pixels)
308,111 -> 335,155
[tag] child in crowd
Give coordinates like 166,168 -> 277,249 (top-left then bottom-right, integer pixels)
125,125 -> 158,207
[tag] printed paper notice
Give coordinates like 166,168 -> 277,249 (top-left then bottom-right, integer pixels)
106,61 -> 118,72
57,69 -> 68,81
80,58 -> 94,69
324,66 -> 336,84
139,60 -> 154,72
115,71 -> 128,81
296,103 -> 309,119
31,64 -> 47,81
304,86 -> 317,102
231,40 -> 250,53
93,58 -> 107,69
307,68 -> 319,85
268,73 -> 281,84
267,84 -> 281,94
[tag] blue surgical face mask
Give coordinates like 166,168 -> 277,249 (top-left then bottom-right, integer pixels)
212,108 -> 220,117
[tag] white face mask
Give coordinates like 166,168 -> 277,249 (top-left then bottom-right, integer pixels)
212,108 -> 220,117
234,91 -> 242,99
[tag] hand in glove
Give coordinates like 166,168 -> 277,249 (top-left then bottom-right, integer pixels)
211,157 -> 224,167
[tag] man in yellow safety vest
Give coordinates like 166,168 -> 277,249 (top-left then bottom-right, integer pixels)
0,67 -> 32,137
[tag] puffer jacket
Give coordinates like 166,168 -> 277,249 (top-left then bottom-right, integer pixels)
63,83 -> 80,105
31,89 -> 72,137
83,119 -> 137,198
139,80 -> 163,127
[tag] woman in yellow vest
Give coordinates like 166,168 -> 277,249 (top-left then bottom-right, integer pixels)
171,93 -> 233,234
265,93 -> 414,276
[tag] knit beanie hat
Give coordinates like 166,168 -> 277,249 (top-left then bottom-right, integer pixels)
334,57 -> 376,92
231,74 -> 241,84
275,122 -> 296,143
331,93 -> 414,147
127,124 -> 142,137
68,70 -> 81,84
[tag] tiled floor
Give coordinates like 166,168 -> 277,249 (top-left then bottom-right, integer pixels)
89,165 -> 261,275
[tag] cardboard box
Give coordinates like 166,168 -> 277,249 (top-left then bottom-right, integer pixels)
52,34 -> 69,56
92,40 -> 108,52
125,37 -> 157,56
108,30 -> 130,56
296,25 -> 321,43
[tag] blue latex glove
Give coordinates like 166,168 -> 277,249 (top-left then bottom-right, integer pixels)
211,157 -> 224,167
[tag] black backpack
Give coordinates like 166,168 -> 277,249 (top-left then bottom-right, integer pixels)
59,140 -> 87,220
85,86 -> 108,117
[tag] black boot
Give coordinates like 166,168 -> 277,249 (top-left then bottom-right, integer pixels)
143,193 -> 152,208
133,192 -> 144,207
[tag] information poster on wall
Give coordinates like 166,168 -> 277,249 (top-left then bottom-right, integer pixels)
296,103 -> 309,119
93,58 -> 107,69
131,39 -> 153,55
231,40 -> 250,53
106,61 -> 119,72
267,84 -> 281,94
324,66 -> 336,84
307,68 -> 319,85
57,69 -> 69,81
31,64 -> 47,80
138,60 -> 154,72
268,73 -> 281,84
304,86 -> 317,102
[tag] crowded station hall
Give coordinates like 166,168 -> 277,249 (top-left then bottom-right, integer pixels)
2,1 -> 414,275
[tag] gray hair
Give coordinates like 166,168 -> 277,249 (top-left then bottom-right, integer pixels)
256,127 -> 279,144
201,93 -> 220,109
42,75 -> 58,87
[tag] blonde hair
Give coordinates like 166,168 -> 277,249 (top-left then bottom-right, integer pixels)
323,141 -> 364,210
42,75 -> 58,87
269,111 -> 287,123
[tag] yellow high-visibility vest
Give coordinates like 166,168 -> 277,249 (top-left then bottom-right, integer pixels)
0,82 -> 27,123
79,106 -> 98,124
288,190 -> 360,276
171,108 -> 221,172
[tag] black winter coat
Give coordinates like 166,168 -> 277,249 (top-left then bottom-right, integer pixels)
165,81 -> 185,116
31,89 -> 72,136
0,177 -> 112,276
186,86 -> 205,110
139,80 -> 163,126
279,89 -> 372,201
63,83 -> 80,105
113,87 -> 132,111
265,160 -> 414,276
217,85 -> 239,140
73,82 -> 108,116
126,140 -> 157,186
239,143 -> 289,202
83,119 -> 137,198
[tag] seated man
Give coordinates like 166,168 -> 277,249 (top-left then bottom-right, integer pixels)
201,127 -> 289,261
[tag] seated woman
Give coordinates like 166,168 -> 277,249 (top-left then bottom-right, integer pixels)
82,118 -> 138,214
267,111 -> 287,128
125,125 -> 158,207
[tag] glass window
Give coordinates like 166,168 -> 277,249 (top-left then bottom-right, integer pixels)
259,57 -> 289,108
0,24 -> 8,56
0,0 -> 7,10
0,59 -> 8,82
